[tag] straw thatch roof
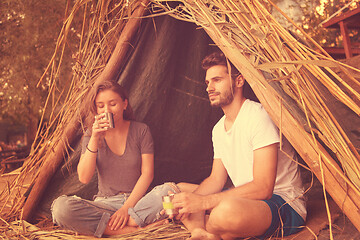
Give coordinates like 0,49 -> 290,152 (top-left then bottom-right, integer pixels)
1,0 -> 360,239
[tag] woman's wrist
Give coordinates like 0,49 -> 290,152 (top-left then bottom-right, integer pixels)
122,201 -> 134,209
86,144 -> 98,153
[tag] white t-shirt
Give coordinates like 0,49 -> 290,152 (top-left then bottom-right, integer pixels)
212,99 -> 307,220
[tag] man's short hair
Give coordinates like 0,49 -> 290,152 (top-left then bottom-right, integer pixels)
201,51 -> 240,77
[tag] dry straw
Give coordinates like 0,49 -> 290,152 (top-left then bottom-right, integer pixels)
1,0 -> 360,239
0,219 -> 190,239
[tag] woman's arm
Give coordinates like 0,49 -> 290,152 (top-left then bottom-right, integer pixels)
77,116 -> 107,184
124,153 -> 154,208
108,153 -> 154,230
77,135 -> 99,184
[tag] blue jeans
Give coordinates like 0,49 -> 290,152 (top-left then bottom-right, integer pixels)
51,182 -> 179,238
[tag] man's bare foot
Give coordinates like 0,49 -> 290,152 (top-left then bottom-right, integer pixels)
187,228 -> 220,240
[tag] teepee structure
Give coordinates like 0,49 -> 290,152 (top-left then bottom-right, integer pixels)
1,0 -> 360,238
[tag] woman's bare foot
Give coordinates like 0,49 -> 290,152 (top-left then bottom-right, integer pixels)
142,219 -> 169,229
104,219 -> 168,236
187,228 -> 220,240
104,225 -> 139,235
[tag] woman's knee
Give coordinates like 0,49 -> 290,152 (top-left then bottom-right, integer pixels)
148,182 -> 180,197
129,182 -> 180,227
51,195 -> 78,225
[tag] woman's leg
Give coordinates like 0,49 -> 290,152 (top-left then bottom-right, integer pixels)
103,218 -> 169,235
51,195 -> 115,237
128,182 -> 181,227
103,223 -> 140,235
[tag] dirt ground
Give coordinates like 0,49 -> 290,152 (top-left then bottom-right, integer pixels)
303,179 -> 360,240
319,216 -> 360,240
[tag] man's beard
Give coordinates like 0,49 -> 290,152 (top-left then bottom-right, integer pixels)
210,88 -> 234,107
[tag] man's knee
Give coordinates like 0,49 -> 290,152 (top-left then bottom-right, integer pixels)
206,199 -> 246,233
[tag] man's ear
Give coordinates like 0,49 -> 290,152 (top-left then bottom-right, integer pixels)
235,74 -> 245,88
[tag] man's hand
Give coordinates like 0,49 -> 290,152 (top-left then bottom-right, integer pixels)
172,192 -> 206,214
108,206 -> 129,230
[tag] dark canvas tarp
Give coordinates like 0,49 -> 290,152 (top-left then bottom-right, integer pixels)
39,15 -> 226,216
37,15 -> 360,220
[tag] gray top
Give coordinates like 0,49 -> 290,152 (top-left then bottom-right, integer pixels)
81,121 -> 154,197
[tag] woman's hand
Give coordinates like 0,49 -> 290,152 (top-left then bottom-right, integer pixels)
108,206 -> 130,230
92,113 -> 110,137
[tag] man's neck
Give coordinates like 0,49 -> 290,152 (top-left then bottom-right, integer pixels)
222,95 -> 246,124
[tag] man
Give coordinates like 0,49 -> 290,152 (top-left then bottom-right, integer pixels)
172,51 -> 306,240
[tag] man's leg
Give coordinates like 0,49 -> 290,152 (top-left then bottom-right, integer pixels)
205,198 -> 272,240
176,183 -> 220,240
183,212 -> 220,240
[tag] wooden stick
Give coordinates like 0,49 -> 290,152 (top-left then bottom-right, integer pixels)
21,0 -> 150,221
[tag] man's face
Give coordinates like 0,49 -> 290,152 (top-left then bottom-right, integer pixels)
205,65 -> 234,107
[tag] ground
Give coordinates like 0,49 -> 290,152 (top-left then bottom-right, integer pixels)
301,178 -> 360,240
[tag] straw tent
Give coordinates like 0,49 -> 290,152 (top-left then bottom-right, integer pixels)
1,0 -> 360,239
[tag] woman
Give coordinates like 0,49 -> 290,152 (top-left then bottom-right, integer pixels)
51,80 -> 179,237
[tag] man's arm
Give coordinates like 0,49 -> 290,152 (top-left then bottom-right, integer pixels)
174,143 -> 278,213
217,142 -> 278,199
194,158 -> 229,195
172,157 -> 228,213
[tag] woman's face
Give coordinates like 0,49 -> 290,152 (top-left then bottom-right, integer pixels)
95,89 -> 128,122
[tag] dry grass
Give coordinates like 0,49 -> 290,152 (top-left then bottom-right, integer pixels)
1,0 -> 360,239
0,220 -> 190,240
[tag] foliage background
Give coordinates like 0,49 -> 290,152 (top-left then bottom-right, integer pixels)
271,0 -> 360,48
0,0 -> 80,145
